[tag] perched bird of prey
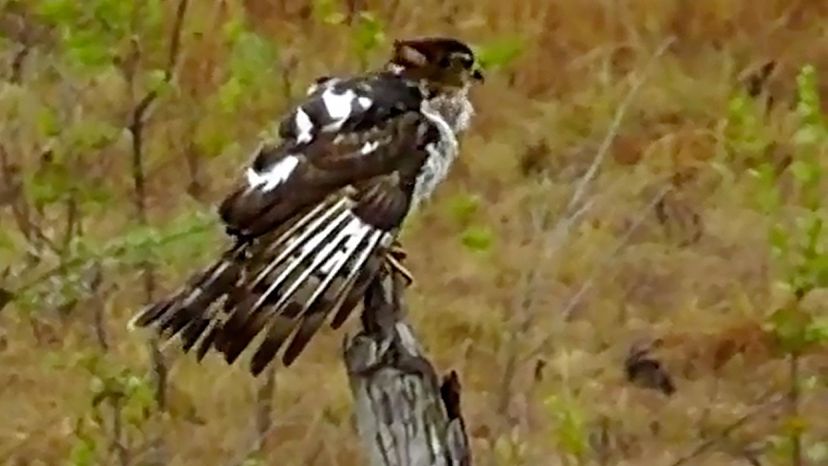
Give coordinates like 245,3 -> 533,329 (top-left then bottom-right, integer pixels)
130,37 -> 483,375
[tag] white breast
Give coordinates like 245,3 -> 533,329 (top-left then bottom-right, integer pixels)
410,88 -> 474,211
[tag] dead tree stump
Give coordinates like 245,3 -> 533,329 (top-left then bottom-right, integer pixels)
343,268 -> 472,466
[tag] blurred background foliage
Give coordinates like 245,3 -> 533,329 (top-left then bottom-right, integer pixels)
2,0 -> 828,465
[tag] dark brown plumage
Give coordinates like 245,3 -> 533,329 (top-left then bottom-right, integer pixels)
130,37 -> 482,375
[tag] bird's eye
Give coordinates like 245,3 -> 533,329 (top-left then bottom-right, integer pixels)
438,56 -> 451,68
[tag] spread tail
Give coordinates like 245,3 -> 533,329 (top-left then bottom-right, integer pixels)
129,196 -> 392,375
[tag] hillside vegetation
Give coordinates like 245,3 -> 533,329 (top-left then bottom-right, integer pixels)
2,1 -> 828,465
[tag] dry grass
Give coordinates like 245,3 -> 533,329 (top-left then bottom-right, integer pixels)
2,0 -> 828,465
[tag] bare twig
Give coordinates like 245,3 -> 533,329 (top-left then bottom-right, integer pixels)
0,145 -> 61,259
520,36 -> 675,316
254,366 -> 277,453
788,351 -> 802,466
10,43 -> 29,84
496,38 -> 675,429
669,392 -> 785,466
125,0 -> 190,413
11,219 -> 213,299
88,263 -> 109,351
566,37 -> 675,214
110,397 -> 129,466
561,185 -> 671,319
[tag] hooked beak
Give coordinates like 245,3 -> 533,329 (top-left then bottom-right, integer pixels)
472,68 -> 485,83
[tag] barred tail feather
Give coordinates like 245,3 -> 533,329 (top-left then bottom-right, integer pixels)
128,246 -> 244,349
217,197 -> 393,374
130,195 -> 394,375
215,200 -> 353,362
277,226 -> 384,368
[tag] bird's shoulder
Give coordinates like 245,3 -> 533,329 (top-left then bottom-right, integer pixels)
250,71 -> 438,174
277,71 -> 426,144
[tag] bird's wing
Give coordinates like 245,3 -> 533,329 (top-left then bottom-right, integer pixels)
131,73 -> 441,374
213,170 -> 422,374
219,72 -> 426,238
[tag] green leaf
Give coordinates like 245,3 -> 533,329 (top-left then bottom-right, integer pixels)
230,31 -> 278,83
313,0 -> 346,25
767,306 -> 811,353
769,223 -> 789,258
444,193 -> 480,226
805,317 -> 828,345
460,225 -> 493,252
725,91 -> 772,159
811,254 -> 828,287
64,29 -> 114,69
145,68 -> 171,95
0,228 -> 19,252
808,442 -> 828,463
36,106 -> 62,137
67,434 -> 97,466
796,65 -> 822,123
222,17 -> 245,43
195,119 -> 233,156
217,76 -> 244,113
475,37 -> 524,71
751,162 -> 780,214
123,374 -> 155,426
353,12 -> 386,59
241,456 -> 266,466
67,119 -> 120,150
35,0 -> 77,24
138,0 -> 165,36
790,160 -> 821,188
793,125 -> 823,147
25,161 -> 71,206
544,394 -> 588,457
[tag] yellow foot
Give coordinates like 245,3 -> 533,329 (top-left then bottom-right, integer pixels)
389,241 -> 408,260
385,242 -> 414,286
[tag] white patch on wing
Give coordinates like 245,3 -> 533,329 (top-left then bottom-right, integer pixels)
294,108 -> 314,143
321,88 -> 357,130
357,96 -> 372,109
246,155 -> 299,192
360,140 -> 380,154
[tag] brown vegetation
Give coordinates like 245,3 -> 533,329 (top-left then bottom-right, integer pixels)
1,0 -> 828,465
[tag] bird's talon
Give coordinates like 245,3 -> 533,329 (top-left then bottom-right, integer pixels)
389,241 -> 408,260
385,252 -> 414,286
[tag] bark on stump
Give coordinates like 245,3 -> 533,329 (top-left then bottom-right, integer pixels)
343,269 -> 471,466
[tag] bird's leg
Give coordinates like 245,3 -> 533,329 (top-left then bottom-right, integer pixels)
384,240 -> 413,286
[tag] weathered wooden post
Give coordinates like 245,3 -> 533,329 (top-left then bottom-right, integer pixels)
343,267 -> 472,466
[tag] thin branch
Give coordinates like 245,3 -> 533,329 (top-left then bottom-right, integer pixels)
496,38 -> 675,427
10,43 -> 29,84
127,0 -> 189,138
12,219 -> 213,297
788,351 -> 802,466
125,0 -> 189,417
669,392 -> 785,466
566,37 -> 674,214
561,185 -> 672,319
524,36 -> 675,304
254,366 -> 277,453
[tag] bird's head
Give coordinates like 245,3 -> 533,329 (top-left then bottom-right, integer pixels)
388,37 -> 484,90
